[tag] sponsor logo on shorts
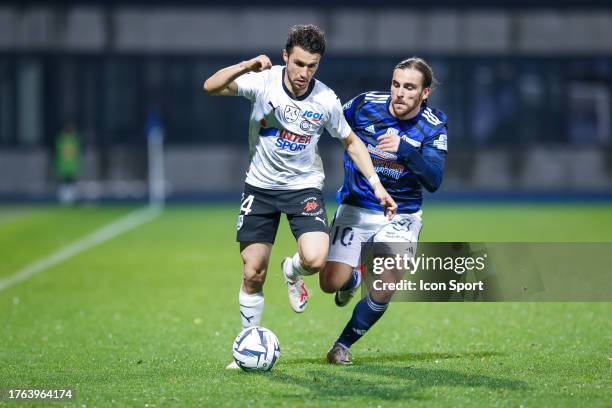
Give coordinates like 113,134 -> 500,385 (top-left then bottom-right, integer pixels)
301,196 -> 324,216
236,214 -> 244,230
304,200 -> 318,212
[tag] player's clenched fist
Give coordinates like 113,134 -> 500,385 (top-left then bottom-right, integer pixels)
244,55 -> 272,72
372,183 -> 397,220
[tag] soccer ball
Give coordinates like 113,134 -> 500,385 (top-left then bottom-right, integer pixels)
232,326 -> 281,372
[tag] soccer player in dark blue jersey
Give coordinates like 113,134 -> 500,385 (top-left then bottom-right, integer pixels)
319,57 -> 448,365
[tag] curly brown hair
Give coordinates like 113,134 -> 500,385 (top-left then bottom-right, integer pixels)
285,24 -> 326,56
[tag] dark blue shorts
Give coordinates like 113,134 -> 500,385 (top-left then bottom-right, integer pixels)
236,183 -> 329,244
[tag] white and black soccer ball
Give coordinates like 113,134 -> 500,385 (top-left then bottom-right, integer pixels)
232,326 -> 281,372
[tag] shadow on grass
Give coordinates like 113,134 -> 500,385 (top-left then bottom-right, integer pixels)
267,351 -> 525,402
283,350 -> 502,365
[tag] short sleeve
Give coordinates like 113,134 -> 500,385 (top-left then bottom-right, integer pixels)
235,71 -> 268,101
342,96 -> 359,128
325,96 -> 352,140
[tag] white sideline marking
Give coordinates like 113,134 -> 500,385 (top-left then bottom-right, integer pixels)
0,206 -> 161,292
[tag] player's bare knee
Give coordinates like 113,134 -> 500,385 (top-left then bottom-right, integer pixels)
243,262 -> 267,284
242,255 -> 268,273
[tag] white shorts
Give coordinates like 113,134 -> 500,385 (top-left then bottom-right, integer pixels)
327,204 -> 423,268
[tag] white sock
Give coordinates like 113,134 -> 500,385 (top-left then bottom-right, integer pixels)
290,251 -> 317,278
239,288 -> 264,329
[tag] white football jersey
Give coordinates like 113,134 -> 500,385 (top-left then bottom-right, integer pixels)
235,65 -> 351,190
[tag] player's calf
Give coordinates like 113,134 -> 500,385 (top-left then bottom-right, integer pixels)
240,242 -> 271,292
319,261 -> 354,293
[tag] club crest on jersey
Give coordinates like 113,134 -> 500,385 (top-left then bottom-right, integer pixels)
386,128 -> 399,136
284,105 -> 300,123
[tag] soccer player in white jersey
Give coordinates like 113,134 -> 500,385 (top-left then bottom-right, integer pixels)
320,57 -> 448,365
203,25 -> 397,368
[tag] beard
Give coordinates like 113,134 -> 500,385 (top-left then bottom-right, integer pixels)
391,91 -> 426,118
393,100 -> 417,115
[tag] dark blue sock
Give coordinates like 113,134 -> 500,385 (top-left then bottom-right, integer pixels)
336,294 -> 388,349
339,269 -> 360,291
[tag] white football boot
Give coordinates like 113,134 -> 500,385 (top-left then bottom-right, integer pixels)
281,257 -> 309,313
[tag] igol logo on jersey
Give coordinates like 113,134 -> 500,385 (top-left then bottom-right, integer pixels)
302,110 -> 324,121
299,111 -> 324,132
275,129 -> 313,152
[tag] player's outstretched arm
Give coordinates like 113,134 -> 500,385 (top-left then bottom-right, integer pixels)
203,55 -> 272,96
341,132 -> 397,219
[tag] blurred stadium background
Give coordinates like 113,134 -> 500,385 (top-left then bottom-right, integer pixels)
2,2 -> 611,406
1,0 -> 611,203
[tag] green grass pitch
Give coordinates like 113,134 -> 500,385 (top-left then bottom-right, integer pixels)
0,204 -> 610,407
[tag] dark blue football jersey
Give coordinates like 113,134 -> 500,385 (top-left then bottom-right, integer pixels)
337,91 -> 448,214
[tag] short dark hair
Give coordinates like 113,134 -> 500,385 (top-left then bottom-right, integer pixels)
395,57 -> 438,89
285,24 -> 326,56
